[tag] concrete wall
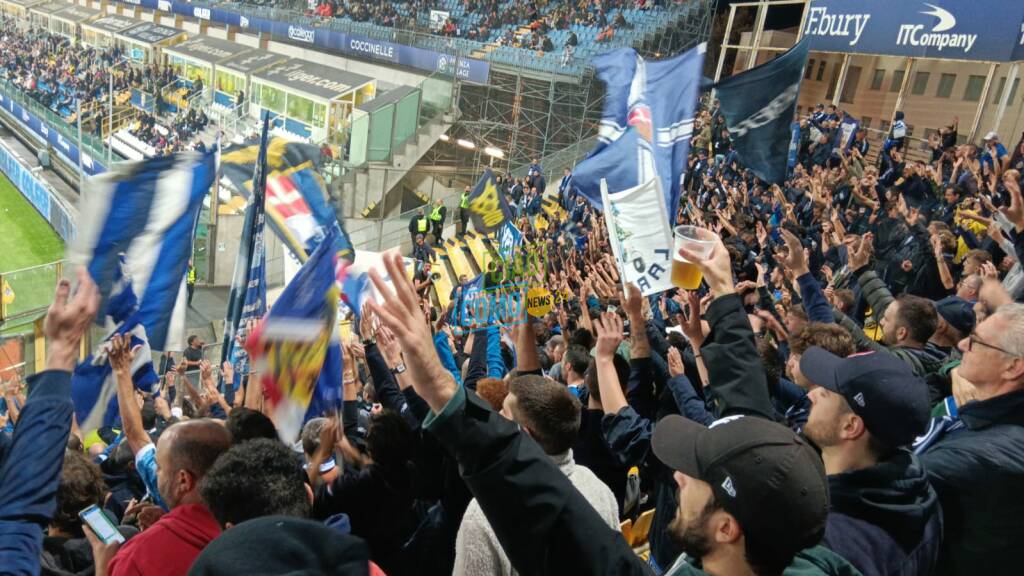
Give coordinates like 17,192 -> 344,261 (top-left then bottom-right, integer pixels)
211,212 -> 287,288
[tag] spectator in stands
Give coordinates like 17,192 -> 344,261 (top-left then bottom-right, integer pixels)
799,348 -> 942,576
411,234 -> 432,263
453,375 -> 619,575
191,438 -> 382,575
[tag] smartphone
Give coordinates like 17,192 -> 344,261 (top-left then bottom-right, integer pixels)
79,505 -> 125,544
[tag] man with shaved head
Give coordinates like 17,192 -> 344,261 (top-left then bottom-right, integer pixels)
102,419 -> 232,576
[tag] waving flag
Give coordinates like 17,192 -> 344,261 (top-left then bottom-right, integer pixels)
714,39 -> 810,183
246,229 -> 343,443
72,259 -> 161,431
222,137 -> 354,265
465,169 -> 512,233
220,114 -> 270,387
69,150 -> 216,351
572,44 -> 705,219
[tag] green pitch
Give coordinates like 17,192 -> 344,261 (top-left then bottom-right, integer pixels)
0,173 -> 64,320
0,173 -> 64,273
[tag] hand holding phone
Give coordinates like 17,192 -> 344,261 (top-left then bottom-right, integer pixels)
80,505 -> 125,545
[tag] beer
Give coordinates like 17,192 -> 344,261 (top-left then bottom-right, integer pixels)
671,225 -> 717,290
672,257 -> 703,290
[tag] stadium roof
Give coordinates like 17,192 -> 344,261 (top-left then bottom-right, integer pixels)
164,36 -> 251,65
4,0 -> 44,7
219,49 -> 287,75
50,4 -> 101,23
115,22 -> 184,46
253,59 -> 373,102
83,15 -> 137,34
357,85 -> 417,113
29,1 -> 70,16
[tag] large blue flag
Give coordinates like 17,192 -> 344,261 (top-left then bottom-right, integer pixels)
69,149 -> 216,351
714,38 -> 810,184
71,259 -> 161,431
572,44 -> 705,219
220,114 -> 270,387
246,228 -> 344,442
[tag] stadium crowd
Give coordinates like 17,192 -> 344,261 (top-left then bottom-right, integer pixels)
0,24 -> 176,121
2,85 -> 1024,576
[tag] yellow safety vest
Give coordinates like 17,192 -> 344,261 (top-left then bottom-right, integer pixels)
417,217 -> 429,232
460,193 -> 470,209
430,205 -> 443,222
187,266 -> 196,284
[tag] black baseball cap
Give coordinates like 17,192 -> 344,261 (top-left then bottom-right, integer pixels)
800,348 -> 930,448
935,296 -> 976,336
651,415 -> 828,557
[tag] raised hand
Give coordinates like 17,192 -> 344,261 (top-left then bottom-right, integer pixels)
622,282 -> 643,321
592,311 -> 624,359
108,333 -> 140,376
376,325 -> 403,368
676,290 -> 706,350
221,361 -> 234,384
1001,173 -> 1023,231
677,233 -> 734,299
364,253 -> 455,412
779,229 -> 809,277
667,347 -> 685,377
45,267 -> 100,372
848,233 -> 874,273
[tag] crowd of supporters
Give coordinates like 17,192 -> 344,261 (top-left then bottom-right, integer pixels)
303,0 -> 668,47
0,24 -> 175,122
2,77 -> 1024,576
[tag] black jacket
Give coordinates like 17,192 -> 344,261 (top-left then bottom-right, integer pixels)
918,388 -> 1024,576
424,388 -> 652,575
823,450 -> 942,576
312,464 -> 418,575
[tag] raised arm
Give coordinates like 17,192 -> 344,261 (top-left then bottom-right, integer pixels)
678,236 -> 775,419
109,334 -> 153,455
364,253 -> 647,575
0,269 -> 97,574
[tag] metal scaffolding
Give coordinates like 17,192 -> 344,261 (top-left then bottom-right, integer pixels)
455,0 -> 718,176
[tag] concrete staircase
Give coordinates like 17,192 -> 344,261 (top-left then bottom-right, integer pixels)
335,111 -> 456,219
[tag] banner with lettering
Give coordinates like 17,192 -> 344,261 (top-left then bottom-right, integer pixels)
465,169 -> 512,234
714,39 -> 809,184
602,178 -> 674,297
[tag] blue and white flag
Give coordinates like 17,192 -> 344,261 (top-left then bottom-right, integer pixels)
572,44 -> 705,219
220,115 -> 269,384
69,150 -> 217,351
714,39 -> 810,184
496,221 -> 523,261
71,260 -> 161,431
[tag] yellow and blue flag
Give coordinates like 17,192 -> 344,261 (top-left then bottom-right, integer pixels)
246,228 -> 344,442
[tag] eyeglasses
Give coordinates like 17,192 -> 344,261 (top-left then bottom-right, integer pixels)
966,333 -> 1022,358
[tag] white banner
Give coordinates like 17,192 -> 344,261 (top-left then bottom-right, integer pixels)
429,10 -> 450,31
601,178 -> 674,297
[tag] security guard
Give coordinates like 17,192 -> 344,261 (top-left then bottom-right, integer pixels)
409,208 -> 430,246
187,260 -> 197,306
429,198 -> 447,244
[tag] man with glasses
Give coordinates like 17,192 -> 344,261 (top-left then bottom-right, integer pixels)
915,303 -> 1024,576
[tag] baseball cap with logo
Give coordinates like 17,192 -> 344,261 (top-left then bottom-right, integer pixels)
800,348 -> 930,448
651,415 -> 828,558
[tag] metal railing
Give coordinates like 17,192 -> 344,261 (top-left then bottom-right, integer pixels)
0,261 -> 64,323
